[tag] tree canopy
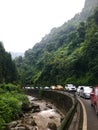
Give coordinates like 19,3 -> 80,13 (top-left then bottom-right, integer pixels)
0,42 -> 18,84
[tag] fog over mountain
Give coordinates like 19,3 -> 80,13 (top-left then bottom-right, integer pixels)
11,52 -> 24,59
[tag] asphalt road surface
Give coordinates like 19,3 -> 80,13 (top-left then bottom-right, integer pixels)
80,97 -> 98,130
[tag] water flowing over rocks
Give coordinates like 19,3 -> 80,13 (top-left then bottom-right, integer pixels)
7,95 -> 64,130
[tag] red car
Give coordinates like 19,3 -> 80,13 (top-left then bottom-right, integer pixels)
90,86 -> 98,115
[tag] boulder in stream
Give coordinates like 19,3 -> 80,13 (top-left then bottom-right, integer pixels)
47,122 -> 57,130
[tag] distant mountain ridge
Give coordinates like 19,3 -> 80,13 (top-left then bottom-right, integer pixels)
11,52 -> 24,59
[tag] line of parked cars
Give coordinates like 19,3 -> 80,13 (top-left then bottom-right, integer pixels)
76,85 -> 98,115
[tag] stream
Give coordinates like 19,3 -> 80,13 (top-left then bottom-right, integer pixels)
7,95 -> 64,130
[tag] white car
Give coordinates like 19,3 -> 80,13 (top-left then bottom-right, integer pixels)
65,84 -> 76,92
77,86 -> 84,95
79,86 -> 92,99
44,86 -> 50,90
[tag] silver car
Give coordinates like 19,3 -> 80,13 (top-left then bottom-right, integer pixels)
79,86 -> 92,99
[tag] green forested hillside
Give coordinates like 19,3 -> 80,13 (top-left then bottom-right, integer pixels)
16,0 -> 98,87
0,42 -> 18,83
0,43 -> 29,129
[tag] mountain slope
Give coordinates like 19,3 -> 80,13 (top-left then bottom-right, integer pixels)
16,0 -> 98,86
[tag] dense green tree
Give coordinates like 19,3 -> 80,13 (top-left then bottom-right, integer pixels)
0,42 -> 18,84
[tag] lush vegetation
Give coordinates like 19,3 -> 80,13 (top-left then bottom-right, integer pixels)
0,0 -> 98,129
0,42 -> 18,84
15,1 -> 98,87
0,83 -> 29,130
15,0 -> 98,87
0,43 -> 29,129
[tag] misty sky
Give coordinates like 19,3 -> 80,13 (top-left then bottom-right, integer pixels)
0,0 -> 85,52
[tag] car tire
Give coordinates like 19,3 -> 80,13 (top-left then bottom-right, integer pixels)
83,94 -> 86,99
91,103 -> 93,107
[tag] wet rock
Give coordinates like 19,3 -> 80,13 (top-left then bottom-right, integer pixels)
25,119 -> 37,126
46,103 -> 52,109
10,128 -> 17,130
32,108 -> 40,113
31,104 -> 40,113
24,113 -> 30,117
22,104 -> 33,111
31,120 -> 37,126
7,96 -> 63,130
60,117 -> 64,122
33,126 -> 38,130
16,126 -> 26,130
18,126 -> 26,130
43,107 -> 48,110
31,98 -> 39,101
16,123 -> 25,127
47,122 -> 57,130
32,104 -> 40,109
17,120 -> 22,124
8,121 -> 18,128
49,115 -> 55,119
25,125 -> 33,130
19,111 -> 24,118
22,102 -> 40,112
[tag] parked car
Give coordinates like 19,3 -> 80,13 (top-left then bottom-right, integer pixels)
55,85 -> 64,90
25,86 -> 34,89
65,84 -> 76,92
77,86 -> 84,95
79,86 -> 92,99
50,86 -> 56,90
44,86 -> 50,90
90,86 -> 98,115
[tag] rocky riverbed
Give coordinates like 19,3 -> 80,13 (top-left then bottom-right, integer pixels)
7,95 -> 64,130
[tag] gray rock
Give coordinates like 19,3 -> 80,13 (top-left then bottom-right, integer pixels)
47,122 -> 57,130
31,120 -> 37,126
8,121 -> 18,128
46,103 -> 52,109
31,104 -> 40,113
17,126 -> 26,130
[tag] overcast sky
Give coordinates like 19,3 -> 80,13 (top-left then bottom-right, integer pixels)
0,0 -> 85,53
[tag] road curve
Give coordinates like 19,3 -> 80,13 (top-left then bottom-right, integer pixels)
80,97 -> 98,130
78,98 -> 87,130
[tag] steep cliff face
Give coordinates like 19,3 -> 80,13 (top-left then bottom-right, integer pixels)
80,0 -> 98,20
84,0 -> 98,8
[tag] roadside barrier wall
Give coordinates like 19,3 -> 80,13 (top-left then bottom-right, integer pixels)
24,89 -> 78,130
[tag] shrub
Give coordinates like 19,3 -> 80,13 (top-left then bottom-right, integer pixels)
0,83 -> 29,129
14,94 -> 29,109
0,100 -> 12,123
0,116 -> 5,130
0,83 -> 21,92
2,95 -> 21,120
